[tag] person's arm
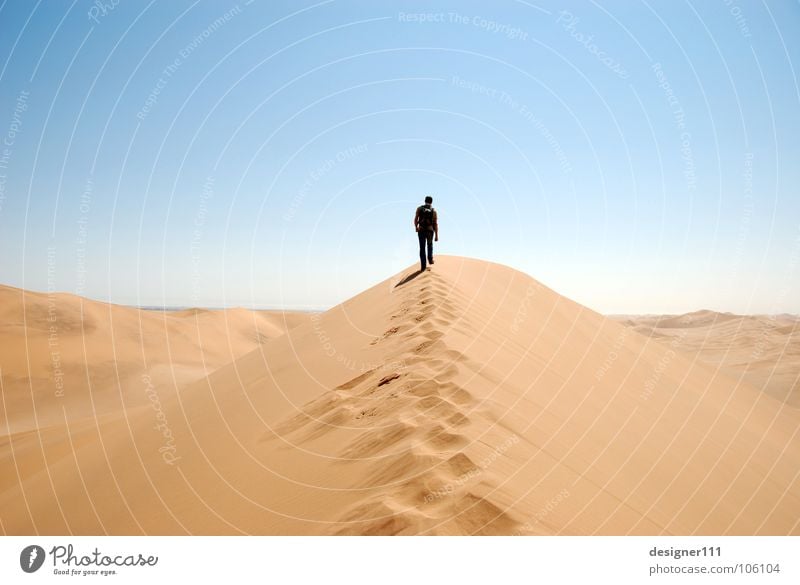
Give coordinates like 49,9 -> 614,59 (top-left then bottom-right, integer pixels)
433,210 -> 439,241
413,207 -> 420,231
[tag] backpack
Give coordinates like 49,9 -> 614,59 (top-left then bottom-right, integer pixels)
418,205 -> 435,231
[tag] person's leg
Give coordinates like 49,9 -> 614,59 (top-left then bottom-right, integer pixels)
418,230 -> 427,270
426,232 -> 434,264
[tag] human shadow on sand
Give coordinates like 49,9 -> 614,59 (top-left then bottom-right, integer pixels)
394,269 -> 424,288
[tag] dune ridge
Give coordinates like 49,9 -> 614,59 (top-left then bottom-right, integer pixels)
264,269 -> 525,535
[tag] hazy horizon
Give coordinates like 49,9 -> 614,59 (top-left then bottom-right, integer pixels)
4,259 -> 799,318
1,0 -> 799,314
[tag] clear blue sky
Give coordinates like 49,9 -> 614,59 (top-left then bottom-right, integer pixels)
1,0 -> 798,314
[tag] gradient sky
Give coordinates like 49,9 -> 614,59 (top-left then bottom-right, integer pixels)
0,0 -> 798,314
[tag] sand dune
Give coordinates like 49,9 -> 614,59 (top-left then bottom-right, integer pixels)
1,257 -> 798,535
613,311 -> 799,407
0,284 -> 312,434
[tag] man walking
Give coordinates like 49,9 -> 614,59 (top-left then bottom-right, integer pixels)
414,195 -> 439,271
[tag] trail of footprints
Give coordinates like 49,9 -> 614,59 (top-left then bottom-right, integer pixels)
374,279 -> 468,343
266,272 -> 519,534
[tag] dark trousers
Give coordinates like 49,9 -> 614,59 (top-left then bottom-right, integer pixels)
418,230 -> 433,270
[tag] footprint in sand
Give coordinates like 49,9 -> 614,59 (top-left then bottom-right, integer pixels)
445,452 -> 480,476
446,411 -> 470,427
414,340 -> 435,353
413,394 -> 465,419
355,407 -> 378,420
370,325 -> 401,345
405,379 -> 441,398
390,307 -> 410,320
424,423 -> 467,450
377,373 -> 401,386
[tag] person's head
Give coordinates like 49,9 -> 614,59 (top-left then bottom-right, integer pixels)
424,195 -> 433,205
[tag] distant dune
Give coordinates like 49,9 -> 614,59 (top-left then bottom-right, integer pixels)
1,258 -> 798,535
0,284 -> 312,433
612,311 -> 799,408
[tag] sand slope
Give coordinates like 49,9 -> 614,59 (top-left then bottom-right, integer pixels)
613,311 -> 800,407
0,284 -> 312,433
1,257 -> 798,535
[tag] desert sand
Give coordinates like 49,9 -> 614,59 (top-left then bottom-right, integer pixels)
0,284 -> 311,433
611,311 -> 799,408
1,257 -> 798,535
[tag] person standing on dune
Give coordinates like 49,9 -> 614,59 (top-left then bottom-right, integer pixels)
414,195 -> 439,271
